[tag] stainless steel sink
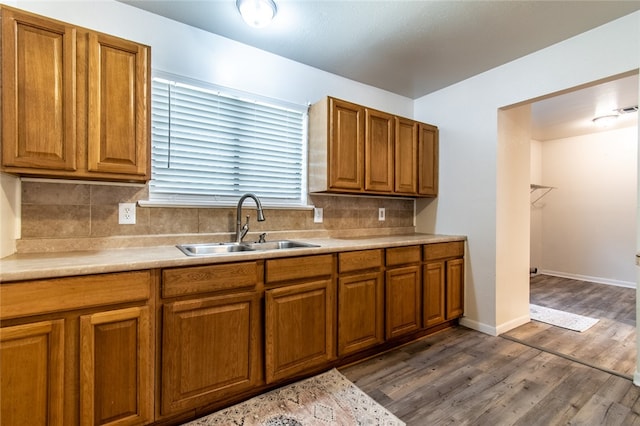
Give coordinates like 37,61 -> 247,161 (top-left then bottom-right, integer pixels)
244,240 -> 320,250
177,242 -> 255,256
176,240 -> 319,256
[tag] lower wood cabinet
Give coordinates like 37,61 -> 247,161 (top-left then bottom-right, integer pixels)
0,271 -> 153,426
80,307 -> 153,426
160,292 -> 261,415
424,241 -> 465,327
0,320 -> 65,426
337,250 -> 384,356
0,240 -> 465,425
264,254 -> 335,383
385,246 -> 422,339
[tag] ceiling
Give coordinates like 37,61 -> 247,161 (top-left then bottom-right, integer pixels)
120,0 -> 639,140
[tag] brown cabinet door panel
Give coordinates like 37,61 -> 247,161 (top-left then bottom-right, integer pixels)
418,124 -> 438,196
80,306 -> 153,426
385,265 -> 421,339
265,279 -> 334,383
1,9 -> 77,171
338,271 -> 384,356
329,98 -> 364,190
87,32 -> 149,177
394,117 -> 418,194
365,109 -> 394,192
446,258 -> 464,319
161,292 -> 261,414
0,320 -> 65,426
423,262 -> 446,327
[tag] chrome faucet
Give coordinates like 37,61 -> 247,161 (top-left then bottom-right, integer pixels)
235,193 -> 266,242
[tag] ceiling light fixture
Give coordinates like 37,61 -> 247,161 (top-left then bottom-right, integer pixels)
592,114 -> 619,128
236,0 -> 277,28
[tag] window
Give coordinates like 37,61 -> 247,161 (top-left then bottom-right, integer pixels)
149,73 -> 308,207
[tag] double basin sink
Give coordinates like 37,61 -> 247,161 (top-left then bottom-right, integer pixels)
177,240 -> 319,256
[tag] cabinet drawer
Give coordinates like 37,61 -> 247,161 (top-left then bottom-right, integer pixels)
424,241 -> 464,261
0,271 -> 151,320
339,249 -> 383,273
385,246 -> 421,266
266,255 -> 333,284
163,261 -> 260,298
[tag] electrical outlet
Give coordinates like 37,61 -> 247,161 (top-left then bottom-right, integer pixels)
119,203 -> 136,225
313,207 -> 323,223
378,207 -> 385,221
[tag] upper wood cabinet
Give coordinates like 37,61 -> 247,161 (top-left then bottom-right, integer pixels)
309,96 -> 438,197
0,6 -> 150,182
365,109 -> 394,192
394,117 -> 418,194
418,123 -> 439,196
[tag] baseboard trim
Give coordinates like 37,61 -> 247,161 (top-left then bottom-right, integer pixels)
537,269 -> 636,289
459,317 -> 498,336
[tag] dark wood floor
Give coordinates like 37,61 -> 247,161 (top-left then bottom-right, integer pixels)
505,274 -> 636,377
340,275 -> 639,425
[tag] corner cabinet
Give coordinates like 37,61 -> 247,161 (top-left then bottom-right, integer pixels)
308,96 -> 438,197
0,271 -> 154,426
0,6 -> 150,182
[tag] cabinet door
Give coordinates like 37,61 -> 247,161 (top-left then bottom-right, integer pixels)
1,8 -> 77,171
446,258 -> 465,319
394,117 -> 418,194
328,98 -> 364,190
0,320 -> 65,426
338,271 -> 384,356
87,31 -> 149,178
80,306 -> 152,426
161,292 -> 261,414
385,265 -> 421,339
265,279 -> 335,383
423,262 -> 446,327
365,109 -> 394,192
418,124 -> 438,196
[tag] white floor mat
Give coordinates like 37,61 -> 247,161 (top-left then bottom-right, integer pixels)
530,304 -> 599,332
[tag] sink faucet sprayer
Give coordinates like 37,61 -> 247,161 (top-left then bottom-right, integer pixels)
236,193 -> 265,243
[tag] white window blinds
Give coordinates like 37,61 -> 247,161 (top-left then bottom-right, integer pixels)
150,75 -> 308,206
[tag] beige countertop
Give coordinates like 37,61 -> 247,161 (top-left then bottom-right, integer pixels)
0,233 -> 465,282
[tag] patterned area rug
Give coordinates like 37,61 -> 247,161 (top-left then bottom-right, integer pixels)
530,304 -> 599,332
183,368 -> 405,426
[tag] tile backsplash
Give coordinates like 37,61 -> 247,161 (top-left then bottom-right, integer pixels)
18,181 -> 416,252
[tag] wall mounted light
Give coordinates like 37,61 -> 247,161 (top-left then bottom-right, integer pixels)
236,0 -> 277,28
592,114 -> 619,128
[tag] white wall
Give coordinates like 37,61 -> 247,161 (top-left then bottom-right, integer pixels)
538,127 -> 638,287
530,139 -> 543,270
0,0 -> 414,257
415,11 -> 640,335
